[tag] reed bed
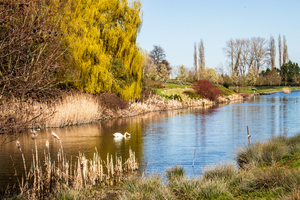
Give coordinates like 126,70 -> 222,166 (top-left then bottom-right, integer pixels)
11,131 -> 139,199
45,92 -> 103,127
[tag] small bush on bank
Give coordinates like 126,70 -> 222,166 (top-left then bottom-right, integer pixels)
193,80 -> 220,101
223,82 -> 230,88
161,94 -> 183,102
139,89 -> 152,102
98,92 -> 129,111
183,90 -> 201,99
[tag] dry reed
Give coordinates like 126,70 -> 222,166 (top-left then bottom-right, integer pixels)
283,87 -> 291,94
45,92 -> 103,127
13,132 -> 139,198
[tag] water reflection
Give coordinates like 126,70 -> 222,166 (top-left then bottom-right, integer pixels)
1,91 -> 300,188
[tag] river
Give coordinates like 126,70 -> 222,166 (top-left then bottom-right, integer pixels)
1,91 -> 300,188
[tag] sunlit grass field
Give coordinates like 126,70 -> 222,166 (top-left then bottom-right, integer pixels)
239,86 -> 300,94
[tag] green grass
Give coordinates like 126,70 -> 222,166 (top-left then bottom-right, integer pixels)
165,83 -> 192,89
157,83 -> 235,102
120,133 -> 300,199
239,86 -> 300,94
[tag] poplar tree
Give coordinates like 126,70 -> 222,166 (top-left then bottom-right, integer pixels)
198,39 -> 205,69
278,34 -> 282,68
59,0 -> 144,101
194,43 -> 198,80
283,35 -> 289,64
198,39 -> 205,80
269,35 -> 276,69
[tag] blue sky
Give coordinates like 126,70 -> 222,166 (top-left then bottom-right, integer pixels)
137,0 -> 300,74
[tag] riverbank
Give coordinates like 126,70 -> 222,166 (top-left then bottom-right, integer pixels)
5,131 -> 300,199
238,85 -> 300,94
44,92 -> 243,128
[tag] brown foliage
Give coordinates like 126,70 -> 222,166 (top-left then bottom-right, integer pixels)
98,92 -> 129,111
192,80 -> 220,101
0,0 -> 65,136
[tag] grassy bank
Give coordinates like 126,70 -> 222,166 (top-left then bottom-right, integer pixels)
5,132 -> 300,199
118,133 -> 300,200
238,86 -> 300,94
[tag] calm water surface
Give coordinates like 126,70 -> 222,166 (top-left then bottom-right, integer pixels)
1,91 -> 300,188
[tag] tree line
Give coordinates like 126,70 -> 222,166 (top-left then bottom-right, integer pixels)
0,0 -> 144,134
223,35 -> 289,77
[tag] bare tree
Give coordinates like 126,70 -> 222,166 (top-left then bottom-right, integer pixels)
223,39 -> 234,73
233,39 -> 242,75
278,34 -> 282,68
240,39 -> 251,76
224,37 -> 268,76
269,35 -> 276,69
149,45 -> 171,74
283,35 -> 289,64
0,0 -> 65,137
149,45 -> 166,66
194,43 -> 198,80
250,37 -> 268,75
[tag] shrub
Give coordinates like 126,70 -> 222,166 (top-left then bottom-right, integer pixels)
183,91 -> 201,99
192,80 -> 220,101
161,94 -> 183,102
139,89 -> 152,102
98,92 -> 129,111
223,82 -> 230,88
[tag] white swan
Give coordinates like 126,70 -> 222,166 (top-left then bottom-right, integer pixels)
113,132 -> 131,138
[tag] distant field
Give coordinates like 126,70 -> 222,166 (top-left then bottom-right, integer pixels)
238,86 -> 300,94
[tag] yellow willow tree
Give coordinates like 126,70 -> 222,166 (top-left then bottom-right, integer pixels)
59,0 -> 144,101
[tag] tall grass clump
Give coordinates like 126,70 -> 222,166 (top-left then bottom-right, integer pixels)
237,135 -> 300,169
202,163 -> 238,181
166,166 -> 185,182
192,80 -> 220,101
239,167 -> 300,192
168,177 -> 233,200
120,175 -> 174,200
